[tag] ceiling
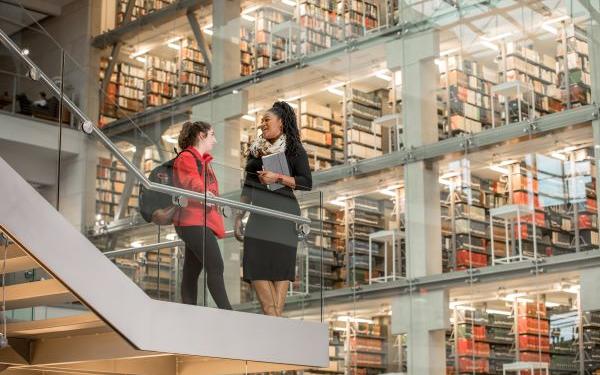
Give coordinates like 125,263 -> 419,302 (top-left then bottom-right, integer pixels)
0,0 -> 77,36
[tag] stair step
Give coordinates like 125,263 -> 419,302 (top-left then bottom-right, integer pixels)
7,312 -> 106,338
5,279 -> 76,310
1,243 -> 27,259
4,254 -> 39,273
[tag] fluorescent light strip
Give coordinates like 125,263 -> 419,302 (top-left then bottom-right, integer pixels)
327,87 -> 345,96
440,47 -> 460,56
480,40 -> 499,51
337,316 -> 374,324
481,31 -> 512,42
242,114 -> 256,122
167,36 -> 182,44
544,15 -> 569,25
167,43 -> 181,50
281,0 -> 297,6
542,23 -> 558,35
375,71 -> 392,82
242,5 -> 260,14
488,165 -> 510,175
131,47 -> 151,58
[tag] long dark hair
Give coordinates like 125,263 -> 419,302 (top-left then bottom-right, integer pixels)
267,101 -> 302,157
178,121 -> 211,150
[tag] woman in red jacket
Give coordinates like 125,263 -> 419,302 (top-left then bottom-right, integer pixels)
173,121 -> 232,310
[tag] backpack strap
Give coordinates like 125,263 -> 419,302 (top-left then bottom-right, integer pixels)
177,149 -> 203,175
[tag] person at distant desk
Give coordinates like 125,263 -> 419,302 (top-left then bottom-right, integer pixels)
234,100 -> 312,317
33,92 -> 47,107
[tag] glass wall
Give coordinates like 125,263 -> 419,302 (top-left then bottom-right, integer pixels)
3,0 -> 600,372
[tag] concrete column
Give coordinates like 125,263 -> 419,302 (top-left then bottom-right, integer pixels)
392,290 -> 449,374
386,30 -> 445,374
45,137 -> 98,233
191,91 -> 248,306
588,20 -> 600,237
212,0 -> 241,86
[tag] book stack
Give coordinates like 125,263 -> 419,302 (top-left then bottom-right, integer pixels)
497,42 -> 562,121
338,0 -> 379,38
95,156 -> 140,222
346,197 -> 385,286
254,6 -> 291,70
438,55 -> 499,135
346,89 -> 383,161
180,39 -> 210,96
300,101 -> 343,171
304,206 -> 345,291
516,301 -> 551,365
115,0 -> 174,26
146,55 -> 178,107
299,0 -> 342,55
240,24 -> 254,76
557,24 -> 591,108
99,60 -> 145,119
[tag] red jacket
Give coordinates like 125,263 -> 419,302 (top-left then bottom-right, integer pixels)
173,147 -> 225,238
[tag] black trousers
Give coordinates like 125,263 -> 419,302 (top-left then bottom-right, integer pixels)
175,226 -> 232,310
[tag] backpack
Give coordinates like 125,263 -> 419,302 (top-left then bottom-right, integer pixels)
138,150 -> 202,225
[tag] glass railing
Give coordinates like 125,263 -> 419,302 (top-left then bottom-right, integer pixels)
0,16 -> 324,322
4,1 -> 600,372
89,0 -> 599,168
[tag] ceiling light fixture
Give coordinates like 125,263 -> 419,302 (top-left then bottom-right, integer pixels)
130,47 -> 151,58
203,25 -> 213,36
162,134 -> 178,144
242,14 -> 256,22
329,197 -> 347,207
337,316 -> 374,324
544,15 -> 570,25
480,40 -> 499,51
167,36 -> 182,44
440,47 -> 460,56
131,241 -> 143,248
248,107 -> 263,114
167,43 -> 181,50
481,31 -> 512,42
374,69 -> 392,82
242,114 -> 256,122
327,87 -> 345,96
542,23 -> 558,35
281,0 -> 297,6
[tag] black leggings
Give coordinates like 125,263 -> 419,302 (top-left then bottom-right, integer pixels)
175,226 -> 232,310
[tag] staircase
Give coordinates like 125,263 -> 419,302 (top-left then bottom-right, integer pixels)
0,156 -> 328,374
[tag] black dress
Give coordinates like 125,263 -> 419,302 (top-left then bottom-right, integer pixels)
242,147 -> 312,282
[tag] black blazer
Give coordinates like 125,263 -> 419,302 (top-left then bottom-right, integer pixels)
241,147 -> 312,203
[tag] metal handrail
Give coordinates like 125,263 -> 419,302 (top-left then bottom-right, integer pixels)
0,28 -> 310,225
104,230 -> 234,259
104,240 -> 184,259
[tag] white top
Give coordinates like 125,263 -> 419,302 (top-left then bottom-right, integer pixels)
490,204 -> 534,220
492,80 -> 532,97
503,362 -> 549,370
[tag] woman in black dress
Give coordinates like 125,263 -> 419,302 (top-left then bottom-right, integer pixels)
234,101 -> 312,317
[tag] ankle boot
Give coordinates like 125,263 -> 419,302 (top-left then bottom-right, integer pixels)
252,280 -> 277,316
274,281 -> 289,317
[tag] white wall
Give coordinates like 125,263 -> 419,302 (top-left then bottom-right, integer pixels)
0,112 -> 95,232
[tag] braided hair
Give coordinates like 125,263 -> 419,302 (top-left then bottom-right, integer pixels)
267,101 -> 303,157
